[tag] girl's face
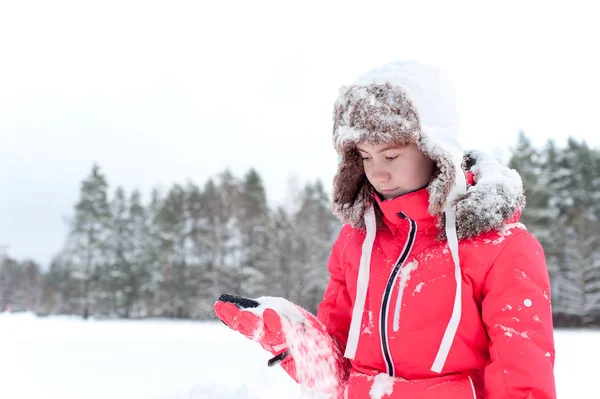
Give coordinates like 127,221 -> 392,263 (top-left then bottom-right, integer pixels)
356,141 -> 436,200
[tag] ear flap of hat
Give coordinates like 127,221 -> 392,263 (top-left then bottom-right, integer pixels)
331,148 -> 375,228
422,143 -> 458,218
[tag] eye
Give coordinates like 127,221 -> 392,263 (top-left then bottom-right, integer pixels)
385,155 -> 398,161
361,157 -> 372,162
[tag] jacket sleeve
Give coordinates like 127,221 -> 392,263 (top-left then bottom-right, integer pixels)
481,230 -> 557,399
316,226 -> 354,371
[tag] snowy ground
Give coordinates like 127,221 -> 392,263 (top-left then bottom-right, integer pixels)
1,312 -> 594,398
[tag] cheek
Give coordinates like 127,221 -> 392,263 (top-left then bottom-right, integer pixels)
362,163 -> 375,182
391,159 -> 415,179
391,160 -> 425,184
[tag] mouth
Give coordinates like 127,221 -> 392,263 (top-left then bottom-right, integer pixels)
379,188 -> 399,195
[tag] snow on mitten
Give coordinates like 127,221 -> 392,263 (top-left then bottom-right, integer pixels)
213,294 -> 289,358
213,294 -> 349,395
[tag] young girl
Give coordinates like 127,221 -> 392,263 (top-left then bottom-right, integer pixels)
214,60 -> 556,398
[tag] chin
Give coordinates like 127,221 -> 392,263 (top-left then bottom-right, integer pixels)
380,189 -> 403,199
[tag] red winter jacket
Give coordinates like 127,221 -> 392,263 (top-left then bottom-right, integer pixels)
316,186 -> 556,398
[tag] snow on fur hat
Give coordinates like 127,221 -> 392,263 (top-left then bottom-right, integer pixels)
332,60 -> 466,232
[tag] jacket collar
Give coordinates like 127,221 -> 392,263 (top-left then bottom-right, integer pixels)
373,187 -> 438,236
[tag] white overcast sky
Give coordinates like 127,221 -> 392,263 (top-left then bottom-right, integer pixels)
1,0 -> 599,268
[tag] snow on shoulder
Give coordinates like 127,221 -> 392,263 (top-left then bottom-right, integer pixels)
454,151 -> 526,239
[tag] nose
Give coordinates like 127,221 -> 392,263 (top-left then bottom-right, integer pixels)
370,163 -> 390,185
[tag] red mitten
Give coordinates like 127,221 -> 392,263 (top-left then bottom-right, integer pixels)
213,295 -> 289,358
213,294 -> 349,395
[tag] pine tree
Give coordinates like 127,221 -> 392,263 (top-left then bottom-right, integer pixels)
0,256 -> 18,311
67,163 -> 112,319
144,188 -> 165,316
156,184 -> 189,317
269,206 -> 294,299
509,131 -> 555,245
0,257 -> 43,312
200,178 -> 221,300
45,252 -> 75,315
39,256 -> 64,315
108,186 -> 131,316
590,149 -> 600,325
183,181 -> 209,318
124,189 -> 149,317
106,187 -> 149,318
213,170 -> 242,295
290,180 -> 340,313
238,169 -> 271,297
544,139 -> 600,326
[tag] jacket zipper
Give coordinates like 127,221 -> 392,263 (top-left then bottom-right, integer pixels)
379,212 -> 417,376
